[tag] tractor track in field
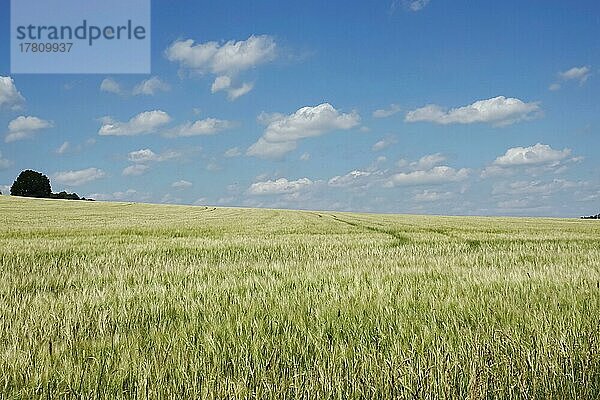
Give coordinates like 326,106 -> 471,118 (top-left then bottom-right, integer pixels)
327,214 -> 411,244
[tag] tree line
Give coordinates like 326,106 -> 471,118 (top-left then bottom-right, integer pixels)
5,170 -> 93,201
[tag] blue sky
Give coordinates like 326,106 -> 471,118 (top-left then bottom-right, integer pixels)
1,0 -> 599,216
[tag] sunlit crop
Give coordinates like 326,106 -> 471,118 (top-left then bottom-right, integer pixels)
1,196 -> 599,398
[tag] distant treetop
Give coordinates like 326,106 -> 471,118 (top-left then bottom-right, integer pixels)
9,170 -> 92,201
10,170 -> 52,198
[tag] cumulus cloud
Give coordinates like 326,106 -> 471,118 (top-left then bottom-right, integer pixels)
88,189 -> 148,202
548,83 -> 561,91
248,178 -> 313,195
0,76 -> 25,110
164,118 -> 234,138
0,151 -> 11,169
226,82 -> 254,101
210,76 -> 254,100
166,34 -> 276,75
5,116 -> 53,142
247,138 -> 297,159
247,103 -> 360,159
559,66 -> 591,84
128,148 -> 159,163
410,153 -> 446,170
122,164 -> 149,176
165,35 -> 276,99
492,179 -> 581,196
224,147 -> 241,157
492,143 -> 571,166
406,0 -> 430,11
172,180 -> 192,189
405,96 -> 541,126
127,148 -> 180,163
101,77 -> 170,96
132,76 -> 171,96
98,110 -> 171,136
391,0 -> 430,12
100,78 -> 123,94
386,166 -> 469,186
372,136 -> 397,151
211,76 -> 231,93
54,168 -> 106,186
550,66 -> 592,90
373,104 -> 401,118
497,199 -> 536,210
414,190 -> 454,202
328,170 -> 373,188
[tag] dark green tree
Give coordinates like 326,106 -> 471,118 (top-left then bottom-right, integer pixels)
10,170 -> 52,198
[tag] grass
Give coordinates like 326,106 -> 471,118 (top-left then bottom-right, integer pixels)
0,195 -> 599,399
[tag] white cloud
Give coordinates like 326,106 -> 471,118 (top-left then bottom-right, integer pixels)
248,178 -> 313,195
492,143 -> 571,166
172,180 -> 192,189
55,138 -> 95,155
405,96 -> 540,126
166,35 -> 276,75
328,170 -> 373,188
132,77 -> 171,96
386,166 -> 470,186
0,151 -> 11,169
127,148 -> 180,163
124,149 -> 180,174
5,116 -> 53,143
100,78 -> 122,94
211,76 -> 231,93
98,110 -> 171,136
56,141 -> 70,155
410,153 -> 446,170
166,35 -> 276,98
559,66 -> 591,84
372,136 -> 397,151
548,83 -> 561,91
492,179 -> 581,196
161,193 -> 182,204
414,190 -> 454,202
88,189 -> 147,202
480,165 -> 511,178
247,103 -> 360,159
122,164 -> 149,176
373,104 -> 402,118
206,160 -> 221,171
224,147 -> 241,157
54,168 -> 106,186
497,199 -> 534,209
406,0 -> 430,11
0,76 -> 25,110
210,76 -> 254,100
391,0 -> 430,12
227,82 -> 254,100
128,148 -> 159,163
247,138 -> 297,159
165,118 -> 234,138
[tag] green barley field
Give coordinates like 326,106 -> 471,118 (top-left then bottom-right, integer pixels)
1,195 -> 599,399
